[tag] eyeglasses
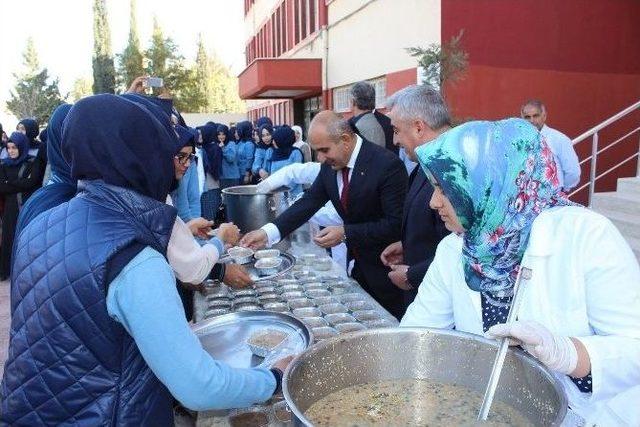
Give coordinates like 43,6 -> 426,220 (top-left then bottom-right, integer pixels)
175,153 -> 195,165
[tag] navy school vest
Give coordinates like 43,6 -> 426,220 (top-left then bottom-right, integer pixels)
1,181 -> 177,426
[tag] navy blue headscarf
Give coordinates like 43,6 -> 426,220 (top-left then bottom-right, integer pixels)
236,121 -> 253,142
271,125 -> 297,161
62,94 -> 180,202
229,125 -> 238,142
15,104 -> 75,236
198,123 -> 222,180
216,124 -> 232,145
176,126 -> 197,151
17,118 -> 39,149
47,104 -> 74,184
2,132 -> 31,166
255,116 -> 273,129
257,124 -> 274,149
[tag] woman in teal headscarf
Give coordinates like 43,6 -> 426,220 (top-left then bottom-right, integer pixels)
401,118 -> 640,423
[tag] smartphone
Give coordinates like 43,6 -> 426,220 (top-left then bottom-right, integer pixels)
146,77 -> 164,88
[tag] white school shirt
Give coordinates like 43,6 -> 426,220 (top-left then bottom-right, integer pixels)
401,206 -> 640,422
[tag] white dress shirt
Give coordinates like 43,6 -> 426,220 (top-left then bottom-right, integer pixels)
401,206 -> 640,421
540,125 -> 581,191
261,136 -> 363,246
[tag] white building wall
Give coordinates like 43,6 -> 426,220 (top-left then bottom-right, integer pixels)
244,0 -> 281,44
325,0 -> 441,88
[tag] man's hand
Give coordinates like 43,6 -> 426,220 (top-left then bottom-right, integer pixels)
259,169 -> 269,180
313,225 -> 345,248
388,264 -> 412,290
223,264 -> 253,288
240,229 -> 268,250
380,241 -> 403,266
126,75 -> 148,94
186,217 -> 214,239
242,173 -> 252,185
217,222 -> 240,245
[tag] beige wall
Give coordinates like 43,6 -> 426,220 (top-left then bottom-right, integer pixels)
326,0 -> 441,88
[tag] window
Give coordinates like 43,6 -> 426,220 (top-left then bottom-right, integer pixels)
333,86 -> 352,113
332,77 -> 388,113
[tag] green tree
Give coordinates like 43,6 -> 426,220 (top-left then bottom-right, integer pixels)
6,38 -> 65,124
116,0 -> 144,91
92,0 -> 116,94
407,30 -> 468,92
193,35 -> 245,113
70,77 -> 94,102
144,17 -> 204,112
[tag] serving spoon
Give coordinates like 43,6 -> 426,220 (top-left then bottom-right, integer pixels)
478,266 -> 533,422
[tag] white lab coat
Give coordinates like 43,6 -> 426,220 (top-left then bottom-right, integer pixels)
401,206 -> 640,422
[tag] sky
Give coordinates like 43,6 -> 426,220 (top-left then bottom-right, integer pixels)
0,0 -> 245,130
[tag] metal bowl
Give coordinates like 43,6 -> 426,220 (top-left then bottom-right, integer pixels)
283,328 -> 567,426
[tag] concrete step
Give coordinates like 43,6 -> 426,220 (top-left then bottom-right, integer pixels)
592,207 -> 640,241
617,177 -> 640,198
591,192 -> 640,215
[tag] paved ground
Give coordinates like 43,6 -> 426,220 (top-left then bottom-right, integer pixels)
0,279 -> 10,376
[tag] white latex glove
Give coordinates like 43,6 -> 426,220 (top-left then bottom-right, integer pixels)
255,179 -> 274,193
486,320 -> 578,375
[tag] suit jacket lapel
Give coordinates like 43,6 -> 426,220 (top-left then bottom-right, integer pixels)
347,141 -> 372,215
325,165 -> 346,218
401,167 -> 429,236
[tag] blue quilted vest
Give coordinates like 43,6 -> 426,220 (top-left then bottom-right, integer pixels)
1,181 -> 177,426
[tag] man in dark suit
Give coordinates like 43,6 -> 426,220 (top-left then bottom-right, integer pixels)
380,85 -> 451,308
241,111 -> 408,318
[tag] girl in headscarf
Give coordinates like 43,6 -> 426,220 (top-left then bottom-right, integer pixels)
253,123 -> 274,181
0,132 -> 36,280
15,104 -> 75,236
291,125 -> 312,163
217,124 -> 240,189
235,120 -> 255,184
261,126 -> 303,194
12,117 -> 48,191
401,118 -> 640,423
198,123 -> 223,221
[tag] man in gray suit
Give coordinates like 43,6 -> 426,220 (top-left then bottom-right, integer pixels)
348,81 -> 397,154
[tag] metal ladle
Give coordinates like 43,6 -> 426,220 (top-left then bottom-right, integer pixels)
478,266 -> 533,422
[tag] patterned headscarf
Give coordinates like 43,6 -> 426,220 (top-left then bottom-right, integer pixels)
415,118 -> 576,299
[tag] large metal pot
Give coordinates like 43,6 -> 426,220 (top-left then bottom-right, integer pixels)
222,185 -> 291,233
283,328 -> 567,426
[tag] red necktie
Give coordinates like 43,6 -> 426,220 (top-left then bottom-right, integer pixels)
340,167 -> 350,212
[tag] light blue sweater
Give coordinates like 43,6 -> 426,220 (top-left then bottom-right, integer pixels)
221,141 -> 240,179
265,148 -> 304,196
236,140 -> 255,177
251,147 -> 268,175
106,247 -> 276,411
172,162 -> 201,222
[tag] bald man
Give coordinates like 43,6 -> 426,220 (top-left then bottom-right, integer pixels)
242,111 -> 408,319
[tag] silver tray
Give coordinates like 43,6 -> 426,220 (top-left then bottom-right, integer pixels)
191,311 -> 312,369
222,252 -> 296,283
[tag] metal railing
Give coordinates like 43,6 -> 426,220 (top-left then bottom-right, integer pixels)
569,100 -> 640,206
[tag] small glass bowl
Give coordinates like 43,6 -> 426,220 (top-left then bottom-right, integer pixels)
292,307 -> 322,318
288,298 -> 315,309
335,322 -> 367,333
345,301 -> 374,312
281,290 -> 305,300
272,400 -> 292,423
324,313 -> 356,325
280,284 -> 303,293
262,302 -> 289,312
340,293 -> 365,303
313,256 -> 333,271
232,288 -> 257,298
312,326 -> 339,341
363,318 -> 395,329
236,304 -> 261,312
302,316 -> 329,328
312,296 -> 339,306
319,303 -> 348,315
302,282 -> 326,291
204,308 -> 229,318
297,253 -> 317,266
256,286 -> 277,295
306,289 -> 331,299
207,299 -> 232,308
229,406 -> 271,427
233,296 -> 259,306
353,310 -> 381,322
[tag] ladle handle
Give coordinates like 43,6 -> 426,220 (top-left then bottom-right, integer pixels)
477,267 -> 532,421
